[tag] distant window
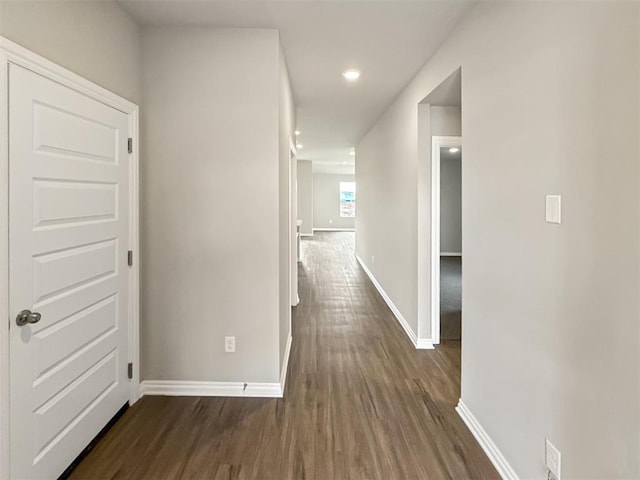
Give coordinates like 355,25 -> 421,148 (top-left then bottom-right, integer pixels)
340,182 -> 356,218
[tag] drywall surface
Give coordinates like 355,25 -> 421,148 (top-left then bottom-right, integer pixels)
433,106 -> 462,255
357,2 -> 639,478
313,173 -> 355,230
431,105 -> 461,137
279,44 -> 296,369
141,27 -> 281,384
440,153 -> 461,254
297,160 -> 314,235
0,0 -> 140,103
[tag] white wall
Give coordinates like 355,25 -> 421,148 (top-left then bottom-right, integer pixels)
279,44 -> 296,368
0,0 -> 140,103
357,2 -> 639,478
141,27 -> 283,384
440,152 -> 461,254
431,105 -> 461,137
313,173 -> 355,230
312,163 -> 356,176
297,160 -> 314,235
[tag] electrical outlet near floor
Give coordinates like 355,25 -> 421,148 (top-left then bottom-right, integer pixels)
224,336 -> 236,353
545,438 -> 561,480
371,255 -> 375,264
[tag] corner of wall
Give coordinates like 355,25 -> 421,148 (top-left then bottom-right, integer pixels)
416,103 -> 432,342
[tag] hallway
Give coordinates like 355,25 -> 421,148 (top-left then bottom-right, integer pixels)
70,233 -> 498,479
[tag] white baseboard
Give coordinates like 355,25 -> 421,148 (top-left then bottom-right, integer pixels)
140,380 -> 283,398
300,233 -> 313,237
416,338 -> 435,349
312,228 -> 355,232
456,400 -> 520,480
441,252 -> 462,257
280,334 -> 293,393
355,254 -> 432,349
141,336 -> 294,400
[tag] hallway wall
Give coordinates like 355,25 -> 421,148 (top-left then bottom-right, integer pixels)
356,1 -> 639,478
297,160 -> 314,236
141,27 -> 283,384
313,173 -> 356,230
0,0 -> 141,103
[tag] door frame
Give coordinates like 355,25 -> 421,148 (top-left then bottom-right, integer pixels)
0,37 -> 141,478
430,136 -> 462,345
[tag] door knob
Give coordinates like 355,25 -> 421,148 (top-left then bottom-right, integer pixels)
16,310 -> 41,326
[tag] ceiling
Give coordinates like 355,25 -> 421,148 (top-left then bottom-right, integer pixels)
119,0 -> 474,172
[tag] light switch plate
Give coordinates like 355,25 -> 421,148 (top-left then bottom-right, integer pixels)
546,195 -> 561,224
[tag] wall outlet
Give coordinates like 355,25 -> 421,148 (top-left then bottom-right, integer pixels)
545,438 -> 561,480
224,336 -> 236,353
371,255 -> 375,264
329,219 -> 333,224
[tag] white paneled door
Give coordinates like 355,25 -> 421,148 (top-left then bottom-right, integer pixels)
9,64 -> 130,479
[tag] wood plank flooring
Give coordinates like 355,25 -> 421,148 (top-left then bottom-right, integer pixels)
70,232 -> 498,479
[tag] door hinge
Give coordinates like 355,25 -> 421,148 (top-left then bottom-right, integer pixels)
127,137 -> 133,154
127,362 -> 133,380
128,250 -> 133,267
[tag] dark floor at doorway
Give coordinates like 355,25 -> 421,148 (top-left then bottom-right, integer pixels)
441,256 -> 461,340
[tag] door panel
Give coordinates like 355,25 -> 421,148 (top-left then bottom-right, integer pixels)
33,180 -> 118,227
33,101 -> 118,163
9,64 -> 130,479
32,239 -> 118,303
32,295 -> 118,380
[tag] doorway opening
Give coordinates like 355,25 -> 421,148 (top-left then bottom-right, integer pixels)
431,138 -> 462,343
416,67 -> 461,348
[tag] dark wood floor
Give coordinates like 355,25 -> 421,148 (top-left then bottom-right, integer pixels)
71,232 -> 498,479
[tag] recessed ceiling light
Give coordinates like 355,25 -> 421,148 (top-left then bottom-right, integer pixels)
296,143 -> 303,149
342,69 -> 361,81
449,147 -> 460,153
294,130 -> 301,136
